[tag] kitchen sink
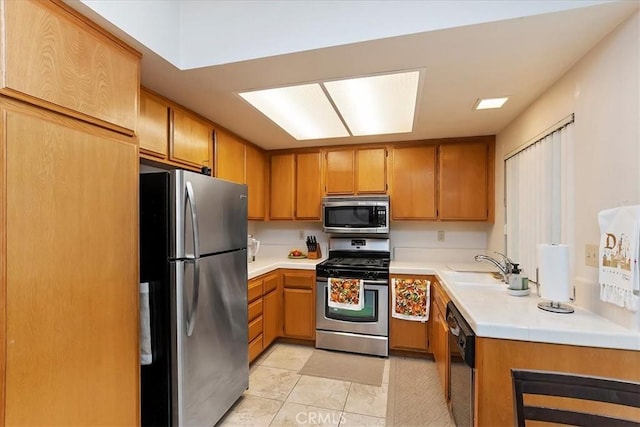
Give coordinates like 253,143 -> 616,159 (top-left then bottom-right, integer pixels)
442,271 -> 505,285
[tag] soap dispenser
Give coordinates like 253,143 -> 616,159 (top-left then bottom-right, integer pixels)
509,263 -> 522,290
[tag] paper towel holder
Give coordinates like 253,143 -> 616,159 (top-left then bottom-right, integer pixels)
537,300 -> 574,314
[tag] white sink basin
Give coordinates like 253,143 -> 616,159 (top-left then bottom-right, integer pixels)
442,271 -> 505,285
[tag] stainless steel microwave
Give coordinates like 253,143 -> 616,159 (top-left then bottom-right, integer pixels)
322,195 -> 389,234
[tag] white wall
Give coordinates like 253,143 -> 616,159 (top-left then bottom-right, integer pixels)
251,220 -> 489,262
488,11 -> 640,329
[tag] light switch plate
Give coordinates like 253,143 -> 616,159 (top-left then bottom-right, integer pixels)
437,230 -> 445,242
585,244 -> 599,267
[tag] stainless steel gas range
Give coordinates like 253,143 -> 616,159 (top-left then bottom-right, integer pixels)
315,237 -> 390,357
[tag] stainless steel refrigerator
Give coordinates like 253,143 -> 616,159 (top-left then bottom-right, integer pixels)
140,170 -> 248,426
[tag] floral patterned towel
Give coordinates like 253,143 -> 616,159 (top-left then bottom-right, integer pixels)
328,278 -> 364,311
392,278 -> 430,322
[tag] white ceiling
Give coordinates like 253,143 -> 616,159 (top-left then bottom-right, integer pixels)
71,1 -> 639,150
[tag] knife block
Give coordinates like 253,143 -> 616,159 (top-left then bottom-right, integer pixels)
307,246 -> 322,259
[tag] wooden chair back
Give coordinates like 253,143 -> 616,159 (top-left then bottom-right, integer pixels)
511,369 -> 640,426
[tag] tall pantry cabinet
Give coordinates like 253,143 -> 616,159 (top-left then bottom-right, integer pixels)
0,1 -> 140,425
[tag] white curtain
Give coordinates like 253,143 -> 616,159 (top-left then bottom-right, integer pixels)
505,122 -> 574,280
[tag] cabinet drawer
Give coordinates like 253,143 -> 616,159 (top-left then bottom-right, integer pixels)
248,298 -> 263,322
282,271 -> 315,289
248,316 -> 263,343
248,334 -> 263,363
248,278 -> 263,302
263,273 -> 279,293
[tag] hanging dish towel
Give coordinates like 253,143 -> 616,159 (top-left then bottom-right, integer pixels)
140,282 -> 153,365
598,206 -> 640,312
392,278 -> 430,321
328,278 -> 365,311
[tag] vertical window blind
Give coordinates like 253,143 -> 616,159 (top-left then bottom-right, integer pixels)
505,116 -> 575,280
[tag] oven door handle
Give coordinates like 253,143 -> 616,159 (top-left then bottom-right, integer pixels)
362,279 -> 388,285
317,278 -> 388,286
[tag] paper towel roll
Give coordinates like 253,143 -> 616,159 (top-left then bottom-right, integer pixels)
537,244 -> 571,302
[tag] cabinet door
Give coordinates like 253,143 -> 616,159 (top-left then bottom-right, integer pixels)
389,317 -> 429,351
431,304 -> 450,400
263,288 -> 281,348
439,141 -> 490,220
2,0 -> 139,133
296,151 -> 322,220
171,108 -> 212,169
246,144 -> 266,220
3,100 -> 138,425
283,288 -> 315,339
389,275 -> 430,352
391,145 -> 436,219
139,89 -> 169,159
356,147 -> 387,194
325,148 -> 355,194
270,153 -> 295,220
215,128 -> 246,184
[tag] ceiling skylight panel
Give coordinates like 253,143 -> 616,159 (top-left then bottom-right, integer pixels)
239,84 -> 349,140
324,71 -> 420,136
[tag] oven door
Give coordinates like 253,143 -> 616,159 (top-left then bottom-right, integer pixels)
316,279 -> 388,336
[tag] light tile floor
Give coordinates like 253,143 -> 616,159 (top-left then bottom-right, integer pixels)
218,343 -> 391,426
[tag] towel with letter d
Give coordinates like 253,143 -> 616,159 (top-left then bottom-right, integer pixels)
392,278 -> 430,321
328,278 -> 364,311
598,205 -> 640,312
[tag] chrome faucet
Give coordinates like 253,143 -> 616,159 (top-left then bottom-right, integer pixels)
474,252 -> 514,284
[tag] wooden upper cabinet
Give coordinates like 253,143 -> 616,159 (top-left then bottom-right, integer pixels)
325,149 -> 355,194
269,151 -> 321,220
391,145 -> 436,220
296,151 -> 322,220
171,107 -> 212,169
215,128 -> 246,184
356,147 -> 387,194
1,0 -> 140,134
246,144 -> 266,220
324,146 -> 387,195
139,90 -> 169,159
439,139 -> 494,221
270,153 -> 296,220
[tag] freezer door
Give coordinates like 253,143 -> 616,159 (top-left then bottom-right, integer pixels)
170,170 -> 247,259
171,250 -> 248,426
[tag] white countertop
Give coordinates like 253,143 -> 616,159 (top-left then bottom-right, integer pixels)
391,261 -> 640,351
248,257 -> 325,279
246,257 -> 640,350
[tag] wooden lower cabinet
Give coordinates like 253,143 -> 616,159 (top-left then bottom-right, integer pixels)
430,279 -> 450,400
247,271 -> 282,363
262,273 -> 282,348
389,274 -> 430,352
475,338 -> 640,426
247,276 -> 264,363
282,269 -> 315,340
1,97 -> 139,425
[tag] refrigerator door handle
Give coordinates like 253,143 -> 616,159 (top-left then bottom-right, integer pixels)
185,181 -> 201,259
186,259 -> 200,337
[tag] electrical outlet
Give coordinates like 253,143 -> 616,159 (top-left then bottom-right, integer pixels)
437,230 -> 445,242
298,230 -> 305,240
585,244 -> 599,267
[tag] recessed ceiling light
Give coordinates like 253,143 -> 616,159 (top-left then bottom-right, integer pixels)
239,70 -> 421,140
474,97 -> 509,110
239,84 -> 349,140
324,71 -> 420,136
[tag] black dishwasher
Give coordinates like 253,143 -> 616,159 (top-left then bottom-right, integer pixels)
446,301 -> 476,427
